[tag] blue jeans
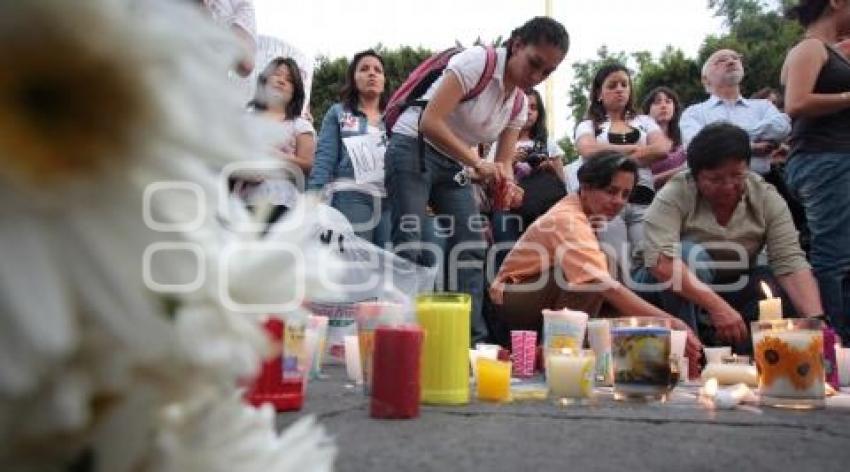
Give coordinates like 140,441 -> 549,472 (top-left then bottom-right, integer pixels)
331,191 -> 391,248
785,152 -> 850,345
631,241 -> 794,354
385,134 -> 488,344
490,210 -> 523,272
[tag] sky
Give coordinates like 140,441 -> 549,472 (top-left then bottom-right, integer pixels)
255,0 -> 725,138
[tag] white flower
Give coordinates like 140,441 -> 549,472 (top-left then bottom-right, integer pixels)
0,0 -> 338,470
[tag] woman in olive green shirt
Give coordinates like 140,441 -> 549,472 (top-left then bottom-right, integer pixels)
633,123 -> 823,350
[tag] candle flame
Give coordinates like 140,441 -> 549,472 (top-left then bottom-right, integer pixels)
760,281 -> 773,299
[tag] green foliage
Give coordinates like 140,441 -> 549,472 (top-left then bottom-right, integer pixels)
698,4 -> 801,97
633,47 -> 703,108
556,134 -> 579,163
309,45 -> 433,131
565,0 -> 802,129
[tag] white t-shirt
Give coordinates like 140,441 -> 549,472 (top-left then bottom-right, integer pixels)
272,116 -> 315,155
393,47 -> 528,155
573,115 -> 660,190
486,138 -> 565,162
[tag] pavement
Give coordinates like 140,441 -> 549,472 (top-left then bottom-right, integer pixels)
277,366 -> 850,472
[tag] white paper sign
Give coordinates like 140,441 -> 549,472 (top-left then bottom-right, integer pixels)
343,133 -> 387,185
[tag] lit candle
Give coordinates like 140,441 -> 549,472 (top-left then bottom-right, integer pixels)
758,281 -> 782,321
370,325 -> 423,419
475,358 -> 512,402
546,349 -> 596,401
699,378 -> 753,410
752,319 -> 825,408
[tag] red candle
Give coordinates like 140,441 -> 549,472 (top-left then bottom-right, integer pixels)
244,318 -> 304,412
370,325 -> 423,419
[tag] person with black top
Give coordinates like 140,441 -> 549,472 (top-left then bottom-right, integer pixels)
782,0 -> 850,345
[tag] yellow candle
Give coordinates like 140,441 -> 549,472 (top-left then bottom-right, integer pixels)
417,293 -> 471,405
546,350 -> 595,399
758,282 -> 782,321
475,358 -> 511,402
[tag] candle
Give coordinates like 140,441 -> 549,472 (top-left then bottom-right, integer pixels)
546,349 -> 596,401
752,319 -> 825,408
758,281 -> 782,321
510,330 -> 537,378
469,345 -> 498,379
307,315 -> 328,379
837,347 -> 850,387
670,330 -> 687,361
611,318 -> 674,401
542,308 -> 588,352
699,378 -> 754,410
823,327 -> 840,389
356,301 -> 404,395
586,320 -> 614,386
370,325 -> 424,419
703,346 -> 732,365
417,293 -> 471,405
244,318 -> 304,411
700,363 -> 758,386
344,335 -> 363,384
475,358 -> 512,402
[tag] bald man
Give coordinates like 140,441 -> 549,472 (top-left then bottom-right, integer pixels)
679,48 -> 790,175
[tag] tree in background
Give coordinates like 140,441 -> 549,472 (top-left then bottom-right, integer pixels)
309,45 -> 432,130
699,0 -> 801,100
557,0 -> 801,155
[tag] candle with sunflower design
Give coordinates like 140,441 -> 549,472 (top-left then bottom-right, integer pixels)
752,319 -> 825,409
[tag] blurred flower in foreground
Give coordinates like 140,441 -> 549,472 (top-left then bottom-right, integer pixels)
0,0 -> 337,470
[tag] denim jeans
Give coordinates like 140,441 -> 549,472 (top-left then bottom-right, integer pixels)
785,152 -> 850,345
631,241 -> 794,354
490,210 -> 523,272
331,190 -> 391,248
385,134 -> 488,344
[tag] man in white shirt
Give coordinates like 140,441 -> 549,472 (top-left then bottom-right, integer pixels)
679,48 -> 790,175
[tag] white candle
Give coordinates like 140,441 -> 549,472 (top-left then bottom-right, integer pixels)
344,335 -> 362,383
758,282 -> 782,321
670,330 -> 687,360
838,347 -> 850,387
703,346 -> 732,365
546,350 -> 595,399
701,363 -> 758,386
586,319 -> 613,385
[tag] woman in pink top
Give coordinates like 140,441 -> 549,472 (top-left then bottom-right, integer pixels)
642,86 -> 687,189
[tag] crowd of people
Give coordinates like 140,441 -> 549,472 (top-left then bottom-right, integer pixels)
230,2 -> 850,361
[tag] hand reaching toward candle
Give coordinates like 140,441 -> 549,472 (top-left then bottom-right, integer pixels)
709,304 -> 748,345
668,318 -> 703,377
